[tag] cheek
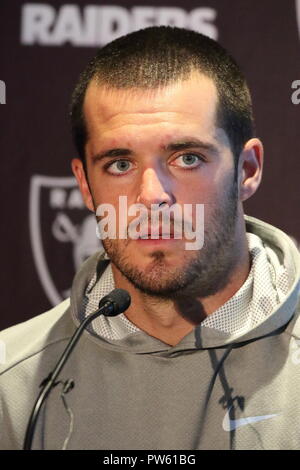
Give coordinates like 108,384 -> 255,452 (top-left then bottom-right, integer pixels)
182,179 -> 231,228
176,179 -> 214,206
88,172 -> 120,207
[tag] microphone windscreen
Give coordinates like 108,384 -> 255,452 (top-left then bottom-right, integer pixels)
98,288 -> 131,316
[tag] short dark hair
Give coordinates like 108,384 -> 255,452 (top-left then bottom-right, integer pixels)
70,26 -> 255,167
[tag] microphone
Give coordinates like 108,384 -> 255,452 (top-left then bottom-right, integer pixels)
98,288 -> 131,316
23,288 -> 131,450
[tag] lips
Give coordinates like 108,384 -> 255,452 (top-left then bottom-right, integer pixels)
137,222 -> 181,238
139,234 -> 174,239
138,228 -> 176,239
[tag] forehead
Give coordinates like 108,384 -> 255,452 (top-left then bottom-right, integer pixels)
83,72 -> 220,148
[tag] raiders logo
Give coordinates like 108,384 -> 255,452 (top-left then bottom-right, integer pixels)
29,175 -> 102,306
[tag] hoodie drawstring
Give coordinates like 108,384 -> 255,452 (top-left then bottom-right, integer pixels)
195,344 -> 234,449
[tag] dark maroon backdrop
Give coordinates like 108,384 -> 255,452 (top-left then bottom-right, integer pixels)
1,0 -> 299,330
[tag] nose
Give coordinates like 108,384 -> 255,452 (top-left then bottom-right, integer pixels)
137,168 -> 174,208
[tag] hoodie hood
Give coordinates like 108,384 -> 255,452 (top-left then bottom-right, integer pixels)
70,215 -> 300,354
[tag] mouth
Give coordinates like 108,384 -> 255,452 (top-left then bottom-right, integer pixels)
134,231 -> 180,246
138,233 -> 175,240
137,226 -> 177,240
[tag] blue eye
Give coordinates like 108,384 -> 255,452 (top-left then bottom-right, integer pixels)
175,154 -> 203,168
106,159 -> 132,175
182,155 -> 198,165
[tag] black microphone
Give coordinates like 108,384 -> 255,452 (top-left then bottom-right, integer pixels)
98,288 -> 131,316
23,288 -> 131,450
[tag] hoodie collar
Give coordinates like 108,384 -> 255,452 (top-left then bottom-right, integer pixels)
69,215 -> 300,353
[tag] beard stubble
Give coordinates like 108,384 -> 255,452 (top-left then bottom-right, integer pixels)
100,174 -> 240,301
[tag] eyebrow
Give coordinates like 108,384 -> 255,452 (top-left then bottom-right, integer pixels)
165,139 -> 218,154
90,138 -> 219,163
91,148 -> 132,163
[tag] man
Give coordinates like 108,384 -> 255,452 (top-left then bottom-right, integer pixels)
1,26 -> 300,450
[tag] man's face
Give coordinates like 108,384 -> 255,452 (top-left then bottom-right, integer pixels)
75,72 -> 244,299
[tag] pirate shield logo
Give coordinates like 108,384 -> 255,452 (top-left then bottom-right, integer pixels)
29,175 -> 102,306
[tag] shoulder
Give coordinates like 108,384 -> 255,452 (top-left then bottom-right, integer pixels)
0,299 -> 74,449
0,298 -> 73,376
284,290 -> 300,341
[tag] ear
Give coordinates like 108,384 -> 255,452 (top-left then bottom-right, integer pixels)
71,158 -> 95,212
238,138 -> 264,202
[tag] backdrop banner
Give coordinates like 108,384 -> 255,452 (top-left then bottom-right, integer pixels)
0,0 -> 299,329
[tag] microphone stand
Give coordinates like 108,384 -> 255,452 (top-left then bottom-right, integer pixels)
23,299 -> 117,450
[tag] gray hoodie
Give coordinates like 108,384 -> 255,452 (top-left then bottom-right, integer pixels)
1,215 -> 300,450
